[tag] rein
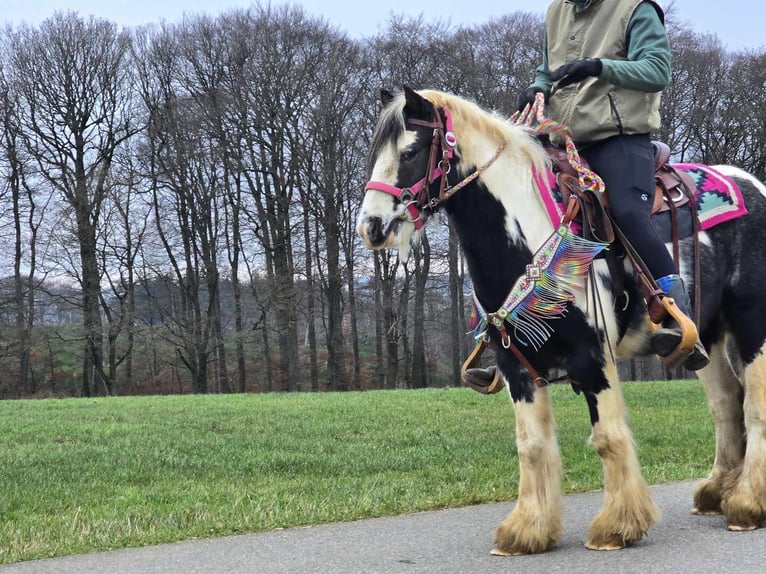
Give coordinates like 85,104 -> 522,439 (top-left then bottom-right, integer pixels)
364,104 -> 507,228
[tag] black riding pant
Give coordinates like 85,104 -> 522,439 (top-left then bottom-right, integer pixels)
579,133 -> 676,280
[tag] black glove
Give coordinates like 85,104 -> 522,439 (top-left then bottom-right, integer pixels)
549,58 -> 603,89
516,86 -> 545,112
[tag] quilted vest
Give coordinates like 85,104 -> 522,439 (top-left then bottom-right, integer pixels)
546,0 -> 663,143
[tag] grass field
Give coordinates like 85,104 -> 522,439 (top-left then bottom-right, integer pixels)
0,381 -> 713,563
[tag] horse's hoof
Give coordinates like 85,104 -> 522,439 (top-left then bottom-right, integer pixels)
585,541 -> 626,551
691,507 -> 722,516
692,479 -> 725,516
727,523 -> 758,532
490,547 -> 524,556
722,491 -> 766,531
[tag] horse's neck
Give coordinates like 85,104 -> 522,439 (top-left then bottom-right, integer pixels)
446,146 -> 555,311
457,128 -> 556,245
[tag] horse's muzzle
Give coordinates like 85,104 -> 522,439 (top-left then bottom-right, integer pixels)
357,215 -> 398,250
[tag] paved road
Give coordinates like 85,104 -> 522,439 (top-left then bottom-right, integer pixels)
2,480 -> 765,574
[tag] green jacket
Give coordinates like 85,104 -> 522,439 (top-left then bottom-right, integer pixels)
530,0 -> 671,143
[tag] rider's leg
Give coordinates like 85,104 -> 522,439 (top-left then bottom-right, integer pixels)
579,134 -> 708,371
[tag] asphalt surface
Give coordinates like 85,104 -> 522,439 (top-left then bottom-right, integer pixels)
2,480 -> 765,574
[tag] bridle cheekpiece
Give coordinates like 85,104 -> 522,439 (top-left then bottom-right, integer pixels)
364,106 -> 457,230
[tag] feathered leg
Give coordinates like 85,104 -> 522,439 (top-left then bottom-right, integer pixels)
493,384 -> 563,555
586,359 -> 659,550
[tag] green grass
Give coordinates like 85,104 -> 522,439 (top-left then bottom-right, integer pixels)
0,381 -> 713,563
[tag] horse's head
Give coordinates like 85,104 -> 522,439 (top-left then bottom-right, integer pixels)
357,86 -> 457,257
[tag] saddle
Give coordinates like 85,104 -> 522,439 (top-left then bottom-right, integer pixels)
550,141 -> 701,366
549,141 -> 695,220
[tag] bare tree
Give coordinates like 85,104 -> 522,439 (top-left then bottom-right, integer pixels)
0,62 -> 36,395
7,13 -> 139,396
302,31 -> 371,391
133,24 -> 220,393
97,140 -> 150,392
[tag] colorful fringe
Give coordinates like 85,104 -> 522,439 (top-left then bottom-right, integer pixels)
469,225 -> 608,350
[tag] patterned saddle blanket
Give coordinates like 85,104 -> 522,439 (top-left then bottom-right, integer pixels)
540,163 -> 748,236
672,163 -> 747,230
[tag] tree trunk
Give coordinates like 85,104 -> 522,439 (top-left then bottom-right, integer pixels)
379,251 -> 400,389
374,252 -> 386,389
325,212 -> 348,391
9,135 -> 30,396
300,188 -> 320,392
78,213 -> 108,396
398,267 -> 412,390
448,224 -> 463,386
411,236 -> 430,389
344,245 -> 362,389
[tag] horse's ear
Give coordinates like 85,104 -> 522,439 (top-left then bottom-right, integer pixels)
403,85 -> 429,117
380,89 -> 394,108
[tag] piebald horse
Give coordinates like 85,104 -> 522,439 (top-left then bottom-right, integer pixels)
356,87 -> 766,554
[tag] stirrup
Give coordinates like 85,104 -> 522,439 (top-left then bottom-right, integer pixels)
461,339 -> 504,395
653,295 -> 698,369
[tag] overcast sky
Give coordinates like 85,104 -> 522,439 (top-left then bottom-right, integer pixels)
1,1 -> 763,51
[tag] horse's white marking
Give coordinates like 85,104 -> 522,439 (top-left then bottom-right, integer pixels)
713,165 -> 766,200
359,89 -> 766,551
360,90 -> 558,258
357,130 -> 419,257
369,131 -> 417,184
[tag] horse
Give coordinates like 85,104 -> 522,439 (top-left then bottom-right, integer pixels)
356,86 -> 766,555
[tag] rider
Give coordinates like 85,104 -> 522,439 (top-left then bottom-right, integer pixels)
512,0 -> 709,372
465,0 -> 708,388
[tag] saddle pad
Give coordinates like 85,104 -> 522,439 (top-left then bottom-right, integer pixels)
672,164 -> 748,230
538,164 -> 747,232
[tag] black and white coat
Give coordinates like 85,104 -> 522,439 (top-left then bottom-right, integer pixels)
357,87 -> 766,554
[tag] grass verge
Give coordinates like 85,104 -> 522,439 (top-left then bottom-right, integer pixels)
0,380 -> 712,563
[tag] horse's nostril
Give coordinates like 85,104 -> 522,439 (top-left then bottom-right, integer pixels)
368,216 -> 384,245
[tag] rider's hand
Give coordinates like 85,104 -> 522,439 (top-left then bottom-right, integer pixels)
549,58 -> 603,88
516,86 -> 545,112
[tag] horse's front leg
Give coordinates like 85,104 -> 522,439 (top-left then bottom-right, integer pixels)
492,372 -> 563,555
582,358 -> 659,549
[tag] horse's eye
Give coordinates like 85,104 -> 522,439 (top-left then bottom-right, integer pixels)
400,147 -> 417,161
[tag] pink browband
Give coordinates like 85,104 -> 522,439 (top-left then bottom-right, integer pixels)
364,106 -> 456,231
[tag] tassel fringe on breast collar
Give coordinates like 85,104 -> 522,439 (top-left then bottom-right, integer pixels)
469,224 -> 608,351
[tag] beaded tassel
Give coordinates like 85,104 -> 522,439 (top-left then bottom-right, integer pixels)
468,291 -> 489,341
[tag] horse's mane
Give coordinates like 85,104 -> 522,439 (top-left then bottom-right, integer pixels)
367,99 -> 406,176
368,88 -> 549,185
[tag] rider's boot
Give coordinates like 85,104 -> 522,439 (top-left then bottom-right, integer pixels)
650,274 -> 709,371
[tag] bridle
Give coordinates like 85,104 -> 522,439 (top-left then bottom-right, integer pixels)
365,105 -> 509,229
364,107 -> 458,230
